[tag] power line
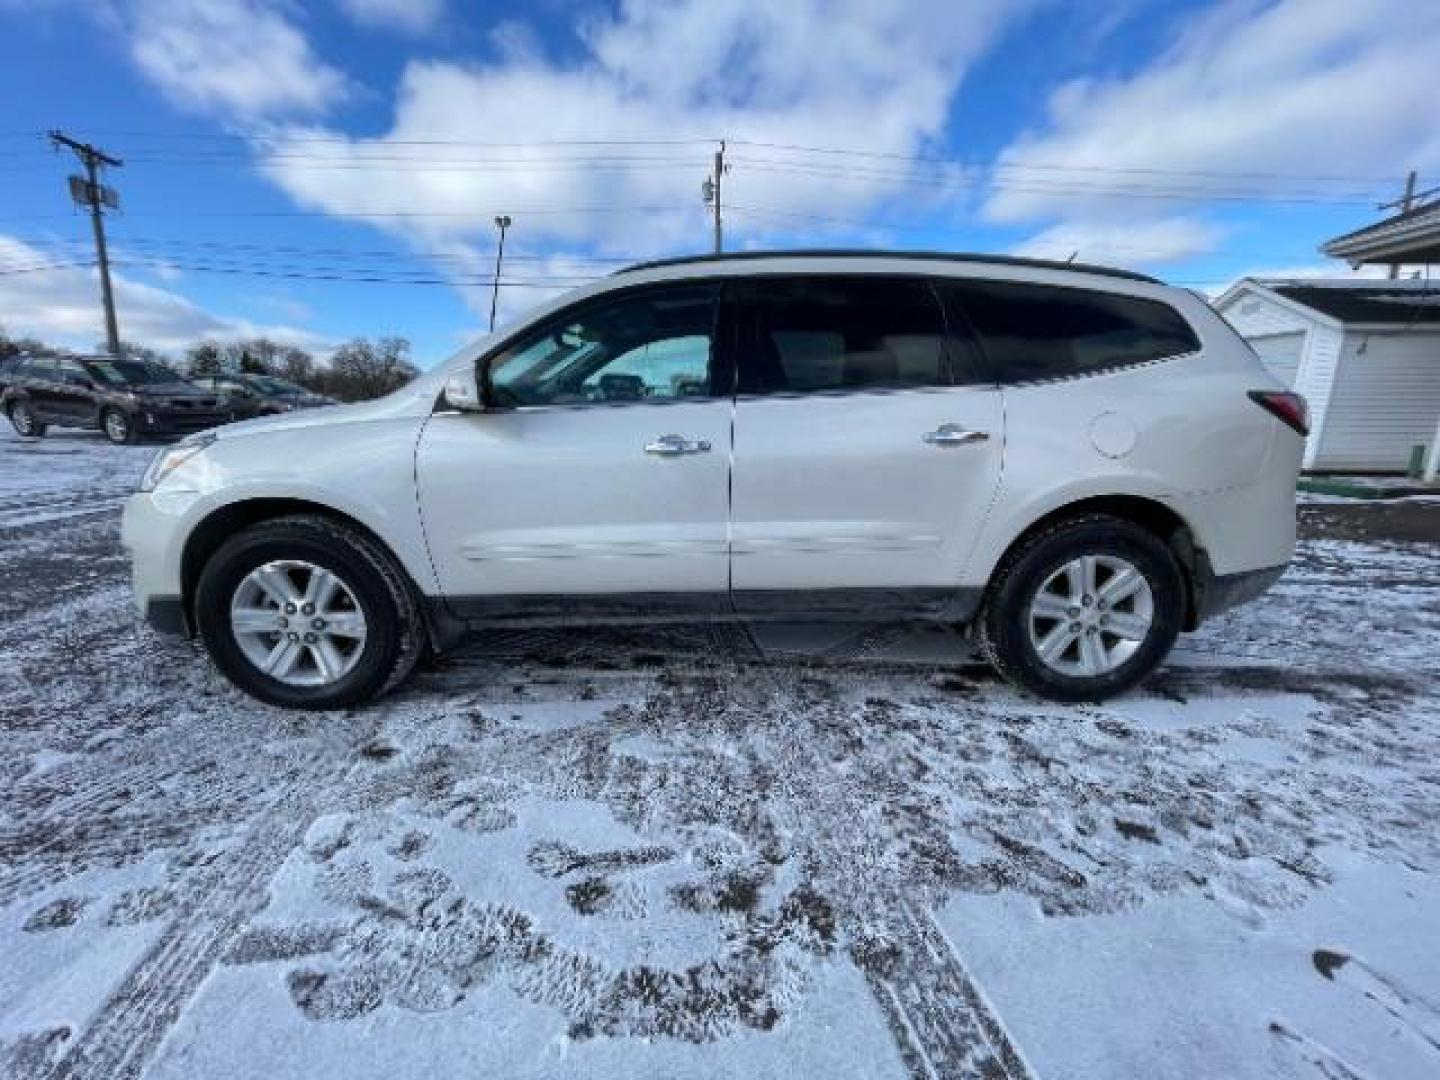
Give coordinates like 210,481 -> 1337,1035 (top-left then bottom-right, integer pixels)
0,260 -> 98,276
725,139 -> 1404,186
8,130 -> 1407,185
103,257 -> 605,287
16,234 -> 641,263
12,225 -> 1334,270
730,158 -> 1388,205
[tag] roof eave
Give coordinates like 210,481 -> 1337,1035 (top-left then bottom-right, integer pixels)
1220,280 -> 1345,330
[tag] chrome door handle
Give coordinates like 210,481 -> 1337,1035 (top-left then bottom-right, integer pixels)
645,434 -> 712,456
922,424 -> 989,447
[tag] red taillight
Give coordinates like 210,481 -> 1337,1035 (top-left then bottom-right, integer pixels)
1248,390 -> 1309,436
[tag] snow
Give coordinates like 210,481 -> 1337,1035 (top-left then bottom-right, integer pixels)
1,425 -> 1438,1079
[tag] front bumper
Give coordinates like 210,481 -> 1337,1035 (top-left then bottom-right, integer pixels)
121,493 -> 190,635
135,410 -> 229,437
143,596 -> 189,636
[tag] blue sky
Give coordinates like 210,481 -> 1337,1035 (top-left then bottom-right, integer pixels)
2,0 -> 1437,368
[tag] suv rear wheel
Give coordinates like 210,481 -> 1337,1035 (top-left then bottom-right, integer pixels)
194,515 -> 425,709
978,514 -> 1185,703
8,400 -> 46,438
101,407 -> 136,445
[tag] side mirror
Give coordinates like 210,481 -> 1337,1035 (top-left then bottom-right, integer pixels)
441,367 -> 483,412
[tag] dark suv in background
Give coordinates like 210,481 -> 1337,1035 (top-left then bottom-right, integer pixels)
190,373 -> 336,419
2,355 -> 226,444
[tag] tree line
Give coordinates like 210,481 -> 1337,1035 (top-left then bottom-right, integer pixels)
1,327 -> 420,403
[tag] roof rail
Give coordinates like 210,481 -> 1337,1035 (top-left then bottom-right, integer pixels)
613,249 -> 1161,284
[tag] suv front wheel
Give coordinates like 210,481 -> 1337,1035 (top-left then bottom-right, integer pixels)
194,515 -> 426,709
8,400 -> 46,438
978,515 -> 1185,703
101,407 -> 137,445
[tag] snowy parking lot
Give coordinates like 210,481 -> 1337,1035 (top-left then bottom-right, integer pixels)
2,428 -> 1438,1080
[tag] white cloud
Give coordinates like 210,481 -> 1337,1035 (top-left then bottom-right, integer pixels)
0,235 -> 329,356
252,0 -> 1042,317
986,0 -> 1440,249
125,0 -> 347,119
1011,216 -> 1226,266
335,0 -> 443,34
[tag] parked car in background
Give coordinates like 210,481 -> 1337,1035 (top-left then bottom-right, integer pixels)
3,354 -> 227,444
189,374 -> 337,419
123,251 -> 1306,710
0,354 -> 22,396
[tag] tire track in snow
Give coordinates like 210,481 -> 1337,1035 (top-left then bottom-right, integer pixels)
855,901 -> 1035,1080
40,771 -> 346,1080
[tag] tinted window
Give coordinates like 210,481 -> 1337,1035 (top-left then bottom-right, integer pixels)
57,359 -> 91,386
737,277 -> 953,395
86,359 -> 178,386
947,281 -> 1199,383
488,285 -> 718,407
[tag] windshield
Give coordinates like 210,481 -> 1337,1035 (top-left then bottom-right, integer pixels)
242,375 -> 307,396
85,359 -> 180,386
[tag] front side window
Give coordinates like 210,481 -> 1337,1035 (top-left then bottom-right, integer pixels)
736,276 -> 954,395
946,281 -> 1199,383
244,375 -> 306,396
86,359 -> 178,386
58,358 -> 91,386
487,285 -> 718,408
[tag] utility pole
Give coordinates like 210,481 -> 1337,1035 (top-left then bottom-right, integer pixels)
1381,170 -> 1417,280
702,140 -> 727,253
489,214 -> 511,332
50,131 -> 123,355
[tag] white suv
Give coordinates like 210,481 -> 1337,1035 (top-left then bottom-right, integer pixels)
122,252 -> 1306,709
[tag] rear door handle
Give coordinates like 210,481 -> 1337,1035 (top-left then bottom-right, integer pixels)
645,434 -> 712,457
922,424 -> 989,447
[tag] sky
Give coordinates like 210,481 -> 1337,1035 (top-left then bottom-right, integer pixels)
1,0 -> 1438,368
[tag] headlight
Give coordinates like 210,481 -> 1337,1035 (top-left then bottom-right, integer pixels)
139,432 -> 217,493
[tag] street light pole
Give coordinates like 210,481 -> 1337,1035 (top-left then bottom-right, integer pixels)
489,215 -> 511,332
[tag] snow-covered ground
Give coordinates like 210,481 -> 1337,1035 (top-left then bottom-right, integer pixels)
2,427 -> 1438,1080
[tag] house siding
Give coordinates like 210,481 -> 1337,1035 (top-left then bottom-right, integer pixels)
1249,332 -> 1305,386
1294,326 -> 1344,470
1313,331 -> 1440,471
1216,289 -> 1311,337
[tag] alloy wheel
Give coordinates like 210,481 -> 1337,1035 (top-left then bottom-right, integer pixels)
229,560 -> 369,687
1026,554 -> 1155,678
104,410 -> 130,443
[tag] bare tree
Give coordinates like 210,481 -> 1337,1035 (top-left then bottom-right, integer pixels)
1,326 -> 51,358
278,346 -> 315,384
324,336 -> 418,401
186,340 -> 223,375
113,341 -> 171,367
218,338 -> 286,375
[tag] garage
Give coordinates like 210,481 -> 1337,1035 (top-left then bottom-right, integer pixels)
1248,331 -> 1305,387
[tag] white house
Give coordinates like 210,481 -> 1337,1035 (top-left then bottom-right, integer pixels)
1213,279 -> 1440,473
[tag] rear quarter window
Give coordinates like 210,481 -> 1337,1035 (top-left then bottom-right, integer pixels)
945,280 -> 1199,384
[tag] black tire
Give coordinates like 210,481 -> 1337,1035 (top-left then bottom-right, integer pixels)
194,514 -> 426,709
977,514 -> 1185,703
7,400 -> 46,438
101,407 -> 137,445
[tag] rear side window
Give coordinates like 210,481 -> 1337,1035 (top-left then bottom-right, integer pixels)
946,281 -> 1199,383
736,276 -> 957,395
